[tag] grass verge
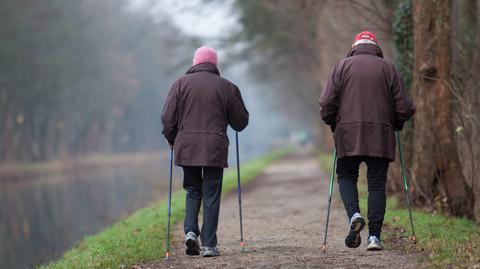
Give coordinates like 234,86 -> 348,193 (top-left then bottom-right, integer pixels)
319,153 -> 480,268
41,148 -> 291,269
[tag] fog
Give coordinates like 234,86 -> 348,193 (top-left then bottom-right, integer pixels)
0,1 -> 303,268
2,1 -> 478,268
127,0 -> 305,160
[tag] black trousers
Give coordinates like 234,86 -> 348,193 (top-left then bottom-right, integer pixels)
183,166 -> 223,247
336,156 -> 390,237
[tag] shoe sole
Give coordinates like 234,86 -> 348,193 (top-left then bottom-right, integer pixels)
202,252 -> 219,257
345,217 -> 365,248
201,248 -> 220,257
367,243 -> 383,251
185,238 -> 200,256
202,253 -> 219,257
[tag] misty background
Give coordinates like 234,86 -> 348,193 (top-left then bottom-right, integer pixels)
0,1 -> 303,268
2,0 -> 480,268
0,0 -> 299,163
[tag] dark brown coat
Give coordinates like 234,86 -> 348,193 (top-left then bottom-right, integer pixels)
161,63 -> 249,168
319,44 -> 415,161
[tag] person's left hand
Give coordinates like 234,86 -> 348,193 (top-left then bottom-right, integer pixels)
330,124 -> 336,133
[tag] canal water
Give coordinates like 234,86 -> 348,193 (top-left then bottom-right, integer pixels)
0,152 -> 182,269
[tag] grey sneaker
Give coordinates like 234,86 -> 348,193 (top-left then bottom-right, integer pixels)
184,231 -> 200,255
201,246 -> 220,257
367,235 -> 384,251
345,213 -> 365,248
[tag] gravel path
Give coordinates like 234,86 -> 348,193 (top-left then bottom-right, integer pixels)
134,151 -> 426,269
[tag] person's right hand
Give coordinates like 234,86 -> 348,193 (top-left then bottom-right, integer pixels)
165,138 -> 173,149
394,122 -> 404,131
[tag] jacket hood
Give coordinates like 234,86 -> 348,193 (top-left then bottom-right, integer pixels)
347,44 -> 383,58
186,62 -> 220,76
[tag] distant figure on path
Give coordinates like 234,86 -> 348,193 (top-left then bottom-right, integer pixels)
319,31 -> 415,251
161,46 -> 249,257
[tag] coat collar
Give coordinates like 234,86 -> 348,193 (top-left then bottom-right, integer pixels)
186,63 -> 220,76
347,44 -> 384,58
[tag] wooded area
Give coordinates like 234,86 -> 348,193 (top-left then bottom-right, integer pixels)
233,0 -> 480,221
0,0 -> 192,161
1,0 -> 479,221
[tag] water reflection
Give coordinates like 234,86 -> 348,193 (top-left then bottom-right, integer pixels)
0,152 -> 181,269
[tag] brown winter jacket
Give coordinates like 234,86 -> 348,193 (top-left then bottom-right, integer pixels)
161,63 -> 249,168
319,44 -> 415,161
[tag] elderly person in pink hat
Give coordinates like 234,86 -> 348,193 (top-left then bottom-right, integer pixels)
161,46 -> 249,257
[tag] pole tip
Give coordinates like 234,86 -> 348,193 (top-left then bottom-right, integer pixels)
165,252 -> 170,260
410,235 -> 417,243
240,241 -> 246,251
321,245 -> 326,253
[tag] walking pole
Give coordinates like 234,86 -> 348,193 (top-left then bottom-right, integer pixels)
396,132 -> 417,243
322,148 -> 337,253
235,132 -> 245,251
165,148 -> 174,260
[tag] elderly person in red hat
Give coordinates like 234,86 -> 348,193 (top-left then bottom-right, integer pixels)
319,31 -> 415,250
161,46 -> 249,257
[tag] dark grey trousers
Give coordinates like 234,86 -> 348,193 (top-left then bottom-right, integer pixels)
183,166 -> 223,247
336,156 -> 390,237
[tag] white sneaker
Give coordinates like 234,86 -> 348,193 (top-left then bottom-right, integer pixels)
201,246 -> 220,257
345,213 -> 365,248
184,231 -> 200,255
367,235 -> 384,251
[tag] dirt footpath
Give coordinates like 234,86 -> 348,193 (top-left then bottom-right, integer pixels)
136,151 -> 425,269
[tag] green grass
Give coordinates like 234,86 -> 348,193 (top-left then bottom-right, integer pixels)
41,148 -> 291,269
382,199 -> 480,268
319,153 -> 480,268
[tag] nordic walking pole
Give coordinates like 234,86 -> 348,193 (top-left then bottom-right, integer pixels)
396,132 -> 417,243
322,148 -> 337,253
235,132 -> 245,251
165,147 -> 174,260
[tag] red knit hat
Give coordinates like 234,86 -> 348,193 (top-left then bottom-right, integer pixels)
352,31 -> 378,47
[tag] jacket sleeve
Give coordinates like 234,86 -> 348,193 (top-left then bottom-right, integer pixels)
319,64 -> 340,127
161,80 -> 181,145
391,68 -> 416,130
228,85 -> 249,132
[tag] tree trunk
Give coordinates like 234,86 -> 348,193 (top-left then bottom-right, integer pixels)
412,0 -> 474,218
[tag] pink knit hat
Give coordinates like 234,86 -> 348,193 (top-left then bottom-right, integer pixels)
193,46 -> 218,66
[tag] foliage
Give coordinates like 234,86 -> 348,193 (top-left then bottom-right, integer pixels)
233,1 -> 321,122
0,0 -> 192,161
41,148 -> 290,269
